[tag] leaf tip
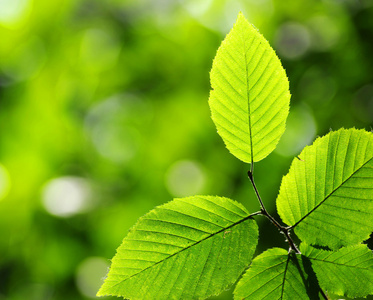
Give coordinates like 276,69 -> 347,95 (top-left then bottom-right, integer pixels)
237,11 -> 246,20
236,11 -> 250,27
96,289 -> 104,297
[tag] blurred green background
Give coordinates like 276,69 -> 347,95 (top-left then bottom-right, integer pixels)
0,0 -> 372,299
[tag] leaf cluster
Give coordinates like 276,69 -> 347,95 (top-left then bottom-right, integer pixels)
97,13 -> 373,300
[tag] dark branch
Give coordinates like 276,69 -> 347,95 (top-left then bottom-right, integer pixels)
248,170 -> 300,254
319,287 -> 328,300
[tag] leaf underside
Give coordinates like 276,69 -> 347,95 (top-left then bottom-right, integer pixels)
97,196 -> 258,300
209,12 -> 290,164
234,248 -> 320,300
301,243 -> 373,298
277,128 -> 373,249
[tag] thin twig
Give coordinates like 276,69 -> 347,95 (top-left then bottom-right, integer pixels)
248,170 -> 282,229
247,170 -> 300,254
249,211 -> 262,217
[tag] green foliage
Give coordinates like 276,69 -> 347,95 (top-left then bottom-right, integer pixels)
301,243 -> 373,298
3,2 -> 373,300
98,12 -> 373,300
209,12 -> 290,164
277,128 -> 373,250
234,248 -> 319,300
97,196 -> 258,299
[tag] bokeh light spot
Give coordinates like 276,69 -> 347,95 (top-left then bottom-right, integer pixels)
91,123 -> 139,163
181,0 -> 213,17
42,176 -> 93,218
181,0 -> 249,33
275,105 -> 316,157
85,94 -> 152,164
0,164 -> 11,201
0,0 -> 29,24
165,160 -> 206,197
308,15 -> 341,51
75,257 -> 109,298
275,22 -> 311,60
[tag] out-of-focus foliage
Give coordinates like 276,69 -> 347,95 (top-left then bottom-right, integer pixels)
0,0 -> 372,299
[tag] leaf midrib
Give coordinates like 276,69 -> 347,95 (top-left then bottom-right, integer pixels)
236,255 -> 287,298
280,255 -> 291,299
108,214 -> 254,289
291,156 -> 373,229
240,20 -> 254,165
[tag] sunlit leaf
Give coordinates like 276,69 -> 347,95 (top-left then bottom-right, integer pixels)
277,128 -> 373,249
234,248 -> 320,299
301,243 -> 373,298
209,12 -> 290,164
97,196 -> 258,299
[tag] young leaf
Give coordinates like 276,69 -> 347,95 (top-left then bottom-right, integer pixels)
209,12 -> 290,164
301,243 -> 373,298
97,196 -> 258,299
234,248 -> 320,300
277,128 -> 373,249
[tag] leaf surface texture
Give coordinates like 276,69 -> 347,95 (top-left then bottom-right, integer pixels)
234,248 -> 319,299
209,12 -> 290,163
277,128 -> 373,249
301,243 -> 373,298
97,196 -> 258,299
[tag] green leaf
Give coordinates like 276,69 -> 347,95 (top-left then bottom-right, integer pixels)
277,128 -> 373,249
301,243 -> 373,298
234,248 -> 320,300
97,196 -> 258,299
209,12 -> 290,164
